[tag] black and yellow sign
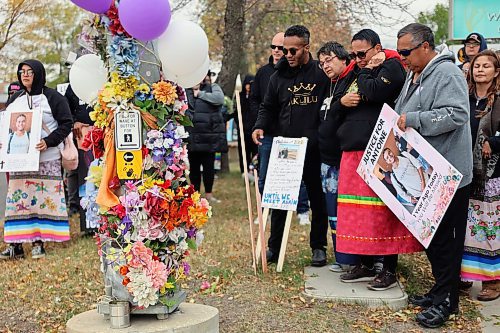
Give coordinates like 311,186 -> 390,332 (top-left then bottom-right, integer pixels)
116,150 -> 142,180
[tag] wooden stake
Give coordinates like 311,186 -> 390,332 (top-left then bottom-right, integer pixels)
253,169 -> 267,273
255,207 -> 269,262
276,211 -> 293,273
234,75 -> 257,275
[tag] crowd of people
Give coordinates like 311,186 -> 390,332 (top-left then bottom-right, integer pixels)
0,20 -> 498,329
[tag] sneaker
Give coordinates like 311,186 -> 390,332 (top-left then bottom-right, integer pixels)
0,244 -> 25,260
329,263 -> 355,273
374,261 -> 384,274
31,244 -> 46,259
266,249 -> 278,263
416,301 -> 451,328
311,249 -> 327,267
340,264 -> 376,282
207,196 -> 221,204
297,212 -> 310,225
367,270 -> 398,291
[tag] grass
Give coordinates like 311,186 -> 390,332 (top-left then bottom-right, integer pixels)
0,157 -> 484,333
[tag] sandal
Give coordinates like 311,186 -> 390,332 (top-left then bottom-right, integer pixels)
416,302 -> 451,328
477,288 -> 500,302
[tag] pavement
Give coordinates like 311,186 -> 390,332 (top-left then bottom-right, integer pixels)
303,266 -> 499,332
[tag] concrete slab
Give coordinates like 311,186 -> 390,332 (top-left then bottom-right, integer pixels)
470,282 -> 500,333
66,303 -> 219,333
303,266 -> 407,310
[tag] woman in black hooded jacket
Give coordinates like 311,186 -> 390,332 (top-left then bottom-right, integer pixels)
0,60 -> 73,260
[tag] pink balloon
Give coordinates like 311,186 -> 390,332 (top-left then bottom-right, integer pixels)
118,0 -> 171,41
70,0 -> 112,14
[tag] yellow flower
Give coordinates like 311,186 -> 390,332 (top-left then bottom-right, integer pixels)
152,81 -> 178,105
137,83 -> 150,94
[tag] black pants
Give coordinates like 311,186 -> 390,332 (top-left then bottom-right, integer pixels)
189,152 -> 215,193
425,185 -> 470,309
66,148 -> 90,232
268,147 -> 328,252
237,131 -> 258,174
361,255 -> 398,273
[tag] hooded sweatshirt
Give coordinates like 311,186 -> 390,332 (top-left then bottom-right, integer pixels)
253,54 -> 330,147
395,45 -> 472,188
7,59 -> 73,162
336,50 -> 406,151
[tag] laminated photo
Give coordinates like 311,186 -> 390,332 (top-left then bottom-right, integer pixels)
357,104 -> 463,248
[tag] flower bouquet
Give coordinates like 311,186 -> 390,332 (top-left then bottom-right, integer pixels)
76,1 -> 211,314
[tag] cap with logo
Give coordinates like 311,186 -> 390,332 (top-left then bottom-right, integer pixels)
465,33 -> 481,44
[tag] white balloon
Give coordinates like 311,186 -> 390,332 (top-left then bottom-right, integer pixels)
157,20 -> 209,76
69,54 -> 107,104
163,56 -> 210,89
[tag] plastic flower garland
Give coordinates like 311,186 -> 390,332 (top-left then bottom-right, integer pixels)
80,5 -> 209,308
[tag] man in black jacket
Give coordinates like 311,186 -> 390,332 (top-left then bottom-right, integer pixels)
252,25 -> 330,266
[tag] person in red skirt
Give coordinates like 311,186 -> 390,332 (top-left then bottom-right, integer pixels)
335,29 -> 423,290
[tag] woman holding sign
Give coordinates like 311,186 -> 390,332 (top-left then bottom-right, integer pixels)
0,60 -> 73,260
460,50 -> 500,301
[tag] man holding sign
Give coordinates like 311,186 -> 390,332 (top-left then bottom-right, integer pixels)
252,25 -> 330,266
395,23 -> 472,328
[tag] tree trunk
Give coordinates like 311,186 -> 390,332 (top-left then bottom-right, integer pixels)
217,0 -> 245,97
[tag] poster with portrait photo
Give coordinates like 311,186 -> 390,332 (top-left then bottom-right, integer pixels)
262,137 -> 308,211
357,104 -> 463,248
0,107 -> 42,172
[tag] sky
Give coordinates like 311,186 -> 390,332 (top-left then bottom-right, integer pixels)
361,0 -> 448,48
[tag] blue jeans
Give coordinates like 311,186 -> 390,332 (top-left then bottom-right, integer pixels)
258,135 -> 309,213
321,163 -> 359,265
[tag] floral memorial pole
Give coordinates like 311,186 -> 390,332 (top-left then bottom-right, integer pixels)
68,0 -> 212,318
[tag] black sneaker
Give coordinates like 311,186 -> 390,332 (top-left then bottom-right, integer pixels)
340,264 -> 376,282
409,294 -> 434,308
31,244 -> 46,259
416,301 -> 451,328
367,270 -> 398,291
0,244 -> 25,260
266,250 -> 278,263
311,249 -> 327,267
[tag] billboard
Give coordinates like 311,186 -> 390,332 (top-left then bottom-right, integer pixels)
450,0 -> 500,39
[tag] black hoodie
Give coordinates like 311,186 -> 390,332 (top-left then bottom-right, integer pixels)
8,59 -> 73,148
250,56 -> 278,135
253,54 -> 330,147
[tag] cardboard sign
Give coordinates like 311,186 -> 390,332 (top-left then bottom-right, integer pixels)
116,150 -> 142,180
357,104 -> 463,248
115,110 -> 141,151
261,137 -> 308,211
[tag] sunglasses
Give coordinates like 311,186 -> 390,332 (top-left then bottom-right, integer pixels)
397,42 -> 423,57
318,55 -> 338,69
18,69 -> 34,77
283,44 -> 307,56
349,46 -> 375,60
270,44 -> 283,51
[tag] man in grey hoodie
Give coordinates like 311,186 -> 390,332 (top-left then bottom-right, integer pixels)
394,23 -> 472,329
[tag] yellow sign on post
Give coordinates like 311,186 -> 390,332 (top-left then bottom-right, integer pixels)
116,150 -> 142,180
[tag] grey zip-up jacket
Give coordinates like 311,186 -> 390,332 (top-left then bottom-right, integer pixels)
395,45 -> 472,188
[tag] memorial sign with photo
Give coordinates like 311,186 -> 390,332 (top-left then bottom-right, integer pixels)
357,104 -> 463,248
0,107 -> 42,172
261,137 -> 308,211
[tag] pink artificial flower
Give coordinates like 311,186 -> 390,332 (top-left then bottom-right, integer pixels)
146,260 -> 168,289
128,241 -> 153,268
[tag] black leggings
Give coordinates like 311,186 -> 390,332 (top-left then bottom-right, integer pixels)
189,152 -> 215,193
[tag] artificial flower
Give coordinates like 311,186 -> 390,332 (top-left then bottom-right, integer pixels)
152,81 -> 178,105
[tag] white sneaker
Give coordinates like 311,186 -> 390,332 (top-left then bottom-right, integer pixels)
329,263 -> 355,273
297,212 -> 310,225
207,196 -> 221,204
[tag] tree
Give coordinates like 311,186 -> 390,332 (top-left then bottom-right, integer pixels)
417,3 -> 449,44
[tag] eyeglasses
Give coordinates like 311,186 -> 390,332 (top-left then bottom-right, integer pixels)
397,42 -> 423,57
349,46 -> 375,60
465,42 -> 480,47
283,44 -> 307,56
318,55 -> 338,69
18,69 -> 34,77
270,44 -> 283,51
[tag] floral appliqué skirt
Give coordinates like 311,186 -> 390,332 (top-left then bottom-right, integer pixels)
4,160 -> 70,243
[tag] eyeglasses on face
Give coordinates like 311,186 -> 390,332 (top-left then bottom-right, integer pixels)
18,69 -> 34,77
465,42 -> 480,47
318,55 -> 338,69
349,46 -> 375,60
283,44 -> 307,56
397,42 -> 424,57
270,44 -> 283,51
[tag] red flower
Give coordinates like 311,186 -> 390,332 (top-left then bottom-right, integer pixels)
105,3 -> 131,37
112,204 -> 126,219
157,180 -> 172,190
109,176 -> 121,190
82,127 -> 105,159
142,146 -> 150,159
119,265 -> 129,276
122,277 -> 130,286
179,198 -> 194,219
144,192 -> 168,224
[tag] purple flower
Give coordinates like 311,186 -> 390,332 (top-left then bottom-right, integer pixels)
187,227 -> 196,238
121,215 -> 133,235
183,262 -> 191,276
152,147 -> 165,163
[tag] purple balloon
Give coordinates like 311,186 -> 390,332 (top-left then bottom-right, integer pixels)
70,0 -> 112,14
118,0 -> 171,41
